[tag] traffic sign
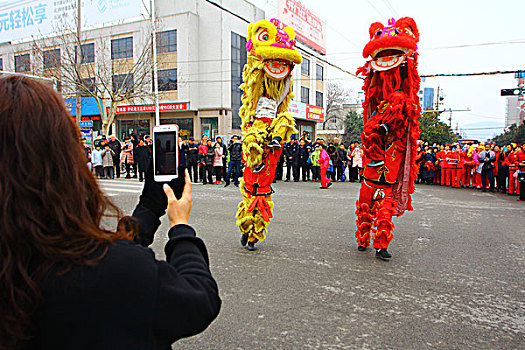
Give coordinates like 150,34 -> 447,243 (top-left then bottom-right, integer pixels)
79,120 -> 93,128
501,88 -> 525,96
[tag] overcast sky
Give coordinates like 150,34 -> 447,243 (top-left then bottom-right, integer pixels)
250,0 -> 525,140
1,0 -> 523,139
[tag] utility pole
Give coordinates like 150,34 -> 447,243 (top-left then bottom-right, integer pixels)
75,0 -> 82,126
435,86 -> 440,110
150,0 -> 160,126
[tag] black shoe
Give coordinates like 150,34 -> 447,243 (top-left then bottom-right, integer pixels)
327,182 -> 333,188
247,242 -> 256,251
235,183 -> 239,187
367,160 -> 385,167
224,183 -> 230,187
240,234 -> 248,247
132,175 -> 137,178
320,186 -> 328,189
268,139 -> 282,149
284,179 -> 289,182
376,249 -> 392,260
358,246 -> 367,251
125,175 -> 131,179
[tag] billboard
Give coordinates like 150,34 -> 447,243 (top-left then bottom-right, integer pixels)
288,100 -> 324,122
64,96 -> 103,117
0,0 -> 144,43
278,0 -> 327,55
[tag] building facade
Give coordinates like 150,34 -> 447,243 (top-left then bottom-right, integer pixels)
0,0 -> 325,141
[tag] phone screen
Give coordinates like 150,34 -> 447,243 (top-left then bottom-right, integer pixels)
154,131 -> 178,176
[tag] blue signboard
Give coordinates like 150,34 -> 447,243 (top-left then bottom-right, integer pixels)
515,71 -> 525,79
423,88 -> 434,110
64,97 -> 103,117
80,129 -> 93,146
79,120 -> 93,128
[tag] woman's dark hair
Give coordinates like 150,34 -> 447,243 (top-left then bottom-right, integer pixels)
0,76 -> 132,349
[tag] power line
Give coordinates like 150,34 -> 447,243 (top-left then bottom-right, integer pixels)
460,126 -> 505,130
365,0 -> 387,18
204,0 -> 362,80
325,38 -> 525,56
421,70 -> 523,78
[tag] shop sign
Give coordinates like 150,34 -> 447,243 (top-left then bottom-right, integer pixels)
306,104 -> 324,122
288,100 -> 324,122
80,129 -> 93,146
79,120 -> 93,128
108,102 -> 189,114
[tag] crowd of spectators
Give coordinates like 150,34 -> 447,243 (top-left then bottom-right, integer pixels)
415,141 -> 525,200
82,133 -> 525,199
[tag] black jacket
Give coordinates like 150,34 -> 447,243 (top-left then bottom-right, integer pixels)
205,145 -> 215,166
298,145 -> 309,164
134,145 -> 151,170
108,139 -> 122,158
30,205 -> 221,350
186,143 -> 199,164
228,142 -> 242,161
336,149 -> 346,165
284,142 -> 299,163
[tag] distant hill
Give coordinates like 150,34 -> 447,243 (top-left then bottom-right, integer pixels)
459,121 -> 505,142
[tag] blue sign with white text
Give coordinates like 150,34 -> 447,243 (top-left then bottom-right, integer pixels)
79,120 -> 93,128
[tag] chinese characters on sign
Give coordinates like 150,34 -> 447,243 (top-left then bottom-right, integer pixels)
0,0 -> 144,43
0,3 -> 47,33
288,100 -> 324,122
106,103 -> 189,114
278,0 -> 327,55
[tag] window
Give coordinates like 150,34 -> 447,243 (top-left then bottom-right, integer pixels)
316,91 -> 323,107
157,30 -> 177,53
81,43 -> 95,63
316,64 -> 324,81
157,69 -> 177,91
0,57 -> 3,71
301,57 -> 310,76
81,77 -> 96,94
43,48 -> 60,69
231,32 -> 247,130
112,73 -> 134,95
111,37 -> 133,60
14,54 -> 30,72
301,86 -> 309,104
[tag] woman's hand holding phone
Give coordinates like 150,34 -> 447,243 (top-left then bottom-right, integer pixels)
163,170 -> 192,228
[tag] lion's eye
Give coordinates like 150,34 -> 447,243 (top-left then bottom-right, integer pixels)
375,29 -> 382,36
395,28 -> 400,35
257,29 -> 270,42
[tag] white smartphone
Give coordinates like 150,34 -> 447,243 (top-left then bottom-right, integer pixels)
153,124 -> 179,182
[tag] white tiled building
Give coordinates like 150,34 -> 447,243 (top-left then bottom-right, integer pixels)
0,0 -> 325,141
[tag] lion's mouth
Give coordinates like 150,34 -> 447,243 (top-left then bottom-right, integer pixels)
370,48 -> 408,71
263,61 -> 291,79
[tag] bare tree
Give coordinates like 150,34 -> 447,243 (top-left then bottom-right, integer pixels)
323,82 -> 352,130
32,13 -> 155,135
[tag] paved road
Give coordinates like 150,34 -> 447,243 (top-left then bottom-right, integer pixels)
100,178 -> 525,349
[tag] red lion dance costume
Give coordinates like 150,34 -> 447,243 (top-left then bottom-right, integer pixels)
354,17 -> 421,260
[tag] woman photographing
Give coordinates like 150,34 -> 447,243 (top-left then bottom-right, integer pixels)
0,75 -> 221,349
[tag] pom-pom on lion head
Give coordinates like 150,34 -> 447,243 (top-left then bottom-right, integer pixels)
362,17 -> 419,72
246,18 -> 302,80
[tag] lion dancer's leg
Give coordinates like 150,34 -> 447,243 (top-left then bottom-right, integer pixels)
355,181 -> 395,260
355,183 -> 377,250
236,149 -> 282,251
235,182 -> 274,249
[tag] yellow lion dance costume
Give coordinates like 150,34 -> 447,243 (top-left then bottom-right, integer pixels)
236,18 -> 302,251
